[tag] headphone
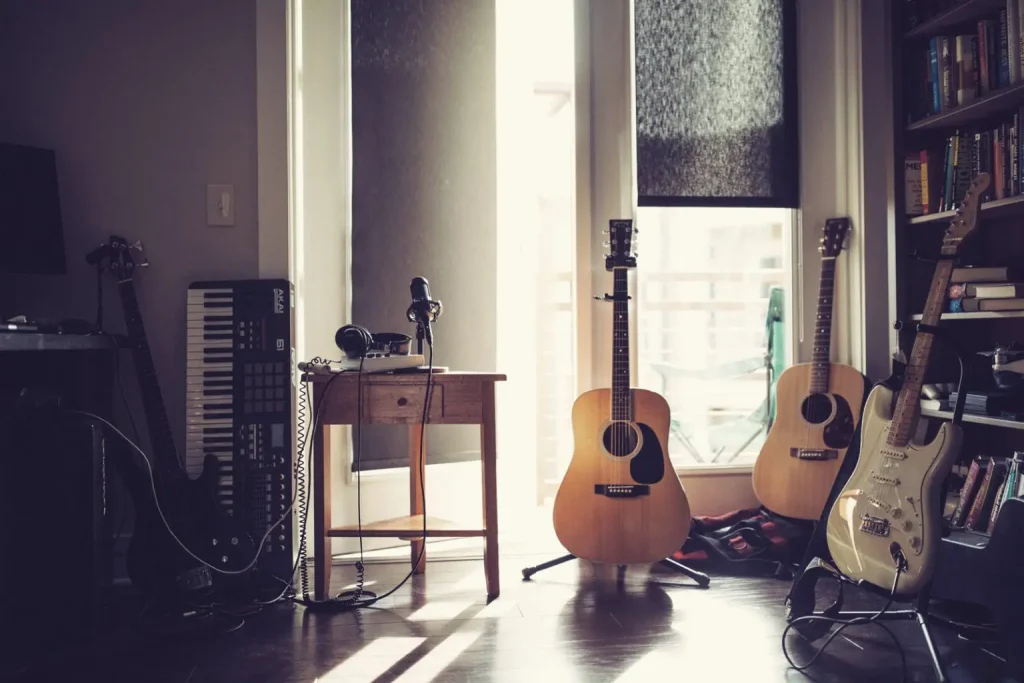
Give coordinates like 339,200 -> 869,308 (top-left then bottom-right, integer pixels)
335,324 -> 412,360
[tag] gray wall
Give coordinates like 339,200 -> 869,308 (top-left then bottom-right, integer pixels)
0,0 -> 260,456
350,0 -> 497,469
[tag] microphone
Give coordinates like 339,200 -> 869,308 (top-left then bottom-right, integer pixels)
406,276 -> 441,347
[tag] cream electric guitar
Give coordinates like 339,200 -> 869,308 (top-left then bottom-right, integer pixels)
826,173 -> 990,595
753,218 -> 868,521
552,219 -> 691,565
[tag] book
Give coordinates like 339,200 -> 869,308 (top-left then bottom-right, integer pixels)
906,156 -> 923,215
988,452 -> 1023,533
950,266 -> 1021,282
951,456 -> 987,527
966,457 -> 1007,531
956,35 -> 979,106
967,297 -> 1024,311
971,283 -> 1024,298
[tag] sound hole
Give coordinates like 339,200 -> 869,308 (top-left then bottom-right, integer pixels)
602,422 -> 640,457
801,393 -> 833,425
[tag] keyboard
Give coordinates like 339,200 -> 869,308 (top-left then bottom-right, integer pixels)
186,279 -> 295,583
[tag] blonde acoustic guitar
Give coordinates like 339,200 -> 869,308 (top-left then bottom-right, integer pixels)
826,173 -> 990,595
552,219 -> 691,565
753,219 -> 869,521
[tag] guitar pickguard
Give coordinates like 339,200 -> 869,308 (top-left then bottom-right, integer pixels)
629,423 -> 665,485
822,394 -> 856,449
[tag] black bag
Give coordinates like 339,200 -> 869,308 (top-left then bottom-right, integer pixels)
672,507 -> 814,579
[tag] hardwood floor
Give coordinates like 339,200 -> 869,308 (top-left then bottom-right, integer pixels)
10,552 -> 1011,682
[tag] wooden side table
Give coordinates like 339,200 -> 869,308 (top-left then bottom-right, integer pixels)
306,370 -> 506,601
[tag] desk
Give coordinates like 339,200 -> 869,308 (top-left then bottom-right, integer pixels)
308,370 -> 506,600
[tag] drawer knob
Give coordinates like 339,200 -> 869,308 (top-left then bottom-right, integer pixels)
397,397 -> 408,406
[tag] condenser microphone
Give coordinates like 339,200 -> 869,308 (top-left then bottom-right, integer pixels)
406,276 -> 441,346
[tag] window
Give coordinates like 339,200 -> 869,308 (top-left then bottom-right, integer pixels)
635,207 -> 793,468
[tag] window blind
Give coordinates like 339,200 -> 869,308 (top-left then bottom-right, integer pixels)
633,0 -> 798,208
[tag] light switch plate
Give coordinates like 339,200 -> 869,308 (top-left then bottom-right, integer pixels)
207,184 -> 235,226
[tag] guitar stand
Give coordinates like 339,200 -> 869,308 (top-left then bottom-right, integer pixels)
784,321 -> 968,683
521,553 -> 711,588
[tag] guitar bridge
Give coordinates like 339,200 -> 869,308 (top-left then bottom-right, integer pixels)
859,514 -> 890,537
594,484 -> 649,498
790,448 -> 838,461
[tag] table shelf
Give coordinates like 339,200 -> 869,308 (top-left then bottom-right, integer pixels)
327,514 -> 486,538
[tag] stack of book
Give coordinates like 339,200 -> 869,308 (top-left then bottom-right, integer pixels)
948,265 -> 1024,312
950,452 -> 1024,534
906,2 -> 1024,124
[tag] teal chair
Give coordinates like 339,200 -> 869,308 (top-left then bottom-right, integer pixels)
651,287 -> 786,465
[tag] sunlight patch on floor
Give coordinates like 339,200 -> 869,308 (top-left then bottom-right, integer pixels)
316,637 -> 425,682
392,631 -> 484,682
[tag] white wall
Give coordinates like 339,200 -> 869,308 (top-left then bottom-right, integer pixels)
797,0 -> 893,382
0,0 -> 260,459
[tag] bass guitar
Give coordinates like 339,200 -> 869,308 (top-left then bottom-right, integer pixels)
753,218 -> 869,520
826,172 -> 990,595
97,236 -> 254,598
552,219 -> 691,565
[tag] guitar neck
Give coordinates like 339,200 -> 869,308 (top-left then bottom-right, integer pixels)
611,268 -> 631,420
888,258 -> 955,446
117,279 -> 182,477
810,257 -> 837,393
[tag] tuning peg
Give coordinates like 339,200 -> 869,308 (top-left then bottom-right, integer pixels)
603,240 -> 611,247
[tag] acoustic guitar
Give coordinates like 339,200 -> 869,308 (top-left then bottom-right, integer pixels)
552,219 -> 691,565
826,172 -> 990,595
752,218 -> 869,521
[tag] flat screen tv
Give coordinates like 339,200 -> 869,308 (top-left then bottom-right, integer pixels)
0,144 -> 66,275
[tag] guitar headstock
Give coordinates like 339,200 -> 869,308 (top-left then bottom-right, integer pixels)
89,235 -> 148,282
819,218 -> 851,258
605,219 -> 637,270
941,172 -> 991,255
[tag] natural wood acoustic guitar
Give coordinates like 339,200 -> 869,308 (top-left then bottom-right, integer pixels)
552,219 -> 691,565
752,218 -> 869,521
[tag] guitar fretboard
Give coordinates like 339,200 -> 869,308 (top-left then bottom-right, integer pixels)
887,258 -> 955,447
810,257 -> 837,394
118,279 -> 182,478
611,268 -> 631,421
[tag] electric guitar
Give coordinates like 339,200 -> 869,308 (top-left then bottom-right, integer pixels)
98,236 -> 254,598
752,218 -> 869,520
825,173 -> 991,595
552,219 -> 691,565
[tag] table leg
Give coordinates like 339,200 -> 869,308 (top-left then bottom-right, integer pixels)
409,423 -> 426,574
481,381 -> 499,599
313,422 -> 332,600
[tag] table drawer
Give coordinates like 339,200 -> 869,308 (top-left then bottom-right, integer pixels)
364,382 -> 444,423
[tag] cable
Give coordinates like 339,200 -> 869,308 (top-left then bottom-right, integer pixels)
781,561 -> 907,683
70,410 -> 294,577
101,331 -> 140,551
296,341 -> 434,612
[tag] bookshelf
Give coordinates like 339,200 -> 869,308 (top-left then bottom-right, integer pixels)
907,192 -> 1024,224
894,0 -> 1024,545
904,0 -> 1006,39
921,407 -> 1024,430
910,310 -> 1024,320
